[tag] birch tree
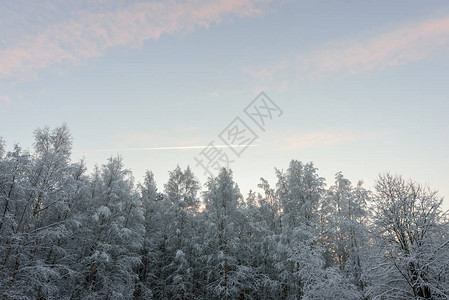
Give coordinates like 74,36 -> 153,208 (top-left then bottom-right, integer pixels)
369,174 -> 449,299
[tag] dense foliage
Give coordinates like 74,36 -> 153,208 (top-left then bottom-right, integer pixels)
1,126 -> 448,299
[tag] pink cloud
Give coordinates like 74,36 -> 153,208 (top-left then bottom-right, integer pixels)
247,15 -> 449,81
0,0 -> 270,79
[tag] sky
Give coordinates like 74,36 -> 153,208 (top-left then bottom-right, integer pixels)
0,0 -> 448,207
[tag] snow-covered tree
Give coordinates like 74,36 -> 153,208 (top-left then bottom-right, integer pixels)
320,172 -> 371,296
1,126 -> 448,300
274,160 -> 327,298
77,156 -> 144,299
0,125 -> 84,299
163,165 -> 200,299
133,170 -> 159,299
202,168 -> 244,299
368,174 -> 449,299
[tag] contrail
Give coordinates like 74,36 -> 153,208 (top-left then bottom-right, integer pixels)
74,144 -> 260,153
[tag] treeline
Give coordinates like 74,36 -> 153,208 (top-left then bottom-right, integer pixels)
0,125 -> 448,299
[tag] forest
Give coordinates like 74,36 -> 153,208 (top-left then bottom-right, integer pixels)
0,125 -> 448,300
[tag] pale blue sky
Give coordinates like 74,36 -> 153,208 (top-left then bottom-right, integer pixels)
1,0 -> 448,206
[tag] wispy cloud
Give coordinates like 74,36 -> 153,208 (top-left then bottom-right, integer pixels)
274,129 -> 394,150
246,15 -> 449,82
0,0 -> 270,79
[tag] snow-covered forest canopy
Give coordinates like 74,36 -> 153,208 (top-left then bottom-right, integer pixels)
0,125 -> 448,300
